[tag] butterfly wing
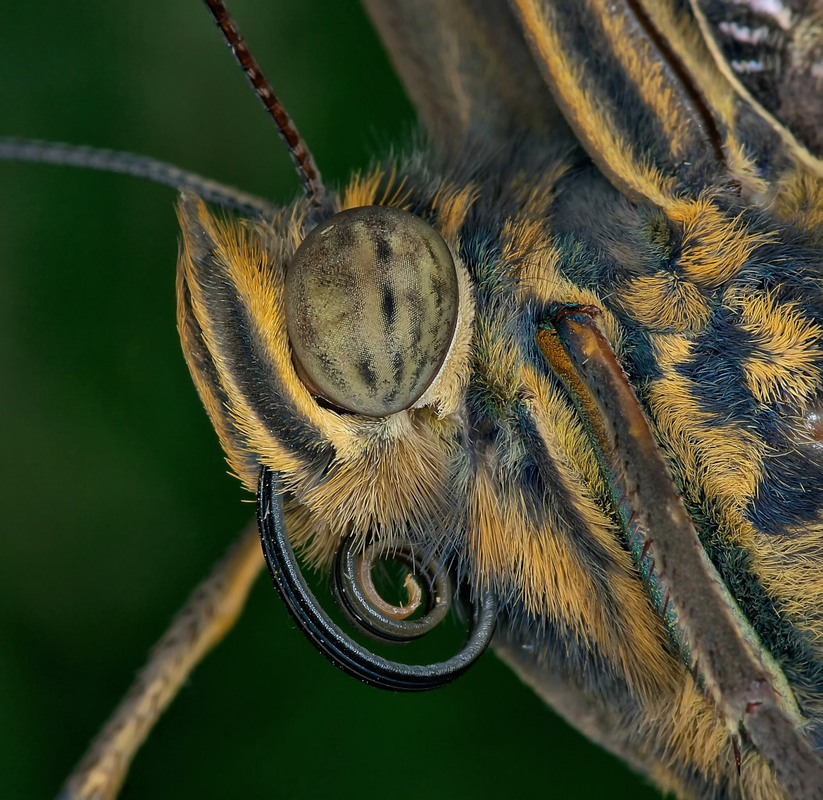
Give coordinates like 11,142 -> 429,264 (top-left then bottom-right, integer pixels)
363,0 -> 567,155
364,2 -> 823,797
691,0 -> 823,174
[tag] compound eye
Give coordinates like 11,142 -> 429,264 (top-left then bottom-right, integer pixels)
285,206 -> 459,416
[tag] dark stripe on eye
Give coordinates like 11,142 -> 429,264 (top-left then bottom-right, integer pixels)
407,295 -> 425,348
331,218 -> 357,250
374,232 -> 393,265
381,284 -> 397,327
391,351 -> 405,386
355,355 -> 379,392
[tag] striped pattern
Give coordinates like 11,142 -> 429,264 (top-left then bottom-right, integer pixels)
176,1 -> 823,796
693,0 -> 823,169
176,187 -> 468,563
285,206 -> 458,416
514,0 -> 821,207
515,0 -> 699,205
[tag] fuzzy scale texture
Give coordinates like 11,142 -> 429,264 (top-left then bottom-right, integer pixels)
176,0 -> 823,797
177,132 -> 823,796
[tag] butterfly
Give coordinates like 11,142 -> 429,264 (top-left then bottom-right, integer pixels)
1,1 -> 823,800
2,4 -> 614,799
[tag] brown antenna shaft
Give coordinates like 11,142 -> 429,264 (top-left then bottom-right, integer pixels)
204,0 -> 326,209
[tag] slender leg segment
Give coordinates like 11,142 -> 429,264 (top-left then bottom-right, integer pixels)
58,522 -> 264,800
537,306 -> 823,799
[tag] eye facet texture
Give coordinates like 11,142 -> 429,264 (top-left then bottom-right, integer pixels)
285,206 -> 459,416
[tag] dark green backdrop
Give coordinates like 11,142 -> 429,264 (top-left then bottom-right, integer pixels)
0,2 -> 662,797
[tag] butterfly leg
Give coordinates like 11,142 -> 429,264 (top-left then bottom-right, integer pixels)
57,522 -> 264,800
536,305 -> 823,799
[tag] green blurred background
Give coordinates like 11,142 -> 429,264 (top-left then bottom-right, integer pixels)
0,2 -> 662,797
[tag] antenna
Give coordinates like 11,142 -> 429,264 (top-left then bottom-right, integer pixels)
1,2 -> 326,215
204,0 -> 326,210
0,138 -> 275,217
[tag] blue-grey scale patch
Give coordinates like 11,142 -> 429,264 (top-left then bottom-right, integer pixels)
749,436 -> 823,536
743,245 -> 823,328
552,167 -> 668,285
676,308 -> 759,424
619,323 -> 665,385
